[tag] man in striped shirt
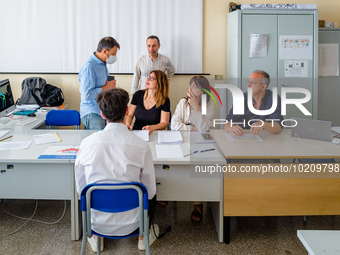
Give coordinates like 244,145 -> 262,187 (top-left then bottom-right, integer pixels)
130,35 -> 175,94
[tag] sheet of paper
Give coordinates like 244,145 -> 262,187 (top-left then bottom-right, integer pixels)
155,144 -> 183,158
0,130 -> 11,139
33,132 -> 61,145
132,130 -> 149,142
225,133 -> 263,142
158,131 -> 183,144
15,117 -> 37,126
0,141 -> 32,150
16,104 -> 40,111
249,34 -> 267,58
284,60 -> 308,77
279,36 -> 313,60
318,44 -> 339,77
191,132 -> 215,143
190,144 -> 222,158
38,145 -> 79,159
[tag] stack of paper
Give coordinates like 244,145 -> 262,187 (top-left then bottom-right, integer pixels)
0,141 -> 32,150
158,131 -> 183,144
155,144 -> 183,158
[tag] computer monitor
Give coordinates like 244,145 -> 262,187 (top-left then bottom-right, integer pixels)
0,79 -> 16,123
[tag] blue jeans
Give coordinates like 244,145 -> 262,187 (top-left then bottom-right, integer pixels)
81,113 -> 106,130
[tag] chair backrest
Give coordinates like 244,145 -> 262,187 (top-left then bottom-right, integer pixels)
80,182 -> 149,238
45,110 -> 80,129
167,110 -> 172,130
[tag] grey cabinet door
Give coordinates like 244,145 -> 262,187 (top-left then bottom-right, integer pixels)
278,14 -> 314,120
241,14 -> 278,91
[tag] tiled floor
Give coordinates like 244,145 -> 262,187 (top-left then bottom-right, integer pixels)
0,199 -> 339,254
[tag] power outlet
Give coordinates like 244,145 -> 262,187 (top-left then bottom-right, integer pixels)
215,74 -> 223,80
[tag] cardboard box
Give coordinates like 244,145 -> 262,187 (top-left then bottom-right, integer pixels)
325,22 -> 334,28
319,20 -> 325,27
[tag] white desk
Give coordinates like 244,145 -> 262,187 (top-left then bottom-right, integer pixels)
0,125 -> 226,242
210,129 -> 340,244
0,128 -> 95,240
297,230 -> 340,255
149,131 -> 226,242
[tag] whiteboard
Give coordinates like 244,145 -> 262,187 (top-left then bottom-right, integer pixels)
0,0 -> 203,74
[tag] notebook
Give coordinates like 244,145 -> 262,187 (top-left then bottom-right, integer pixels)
291,118 -> 332,142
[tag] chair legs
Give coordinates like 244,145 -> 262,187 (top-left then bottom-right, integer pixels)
97,237 -> 101,255
144,209 -> 150,255
81,211 -> 87,255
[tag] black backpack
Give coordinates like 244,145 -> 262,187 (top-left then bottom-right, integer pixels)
16,77 -> 64,107
40,84 -> 64,107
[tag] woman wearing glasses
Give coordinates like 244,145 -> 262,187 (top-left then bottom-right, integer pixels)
126,70 -> 170,133
170,75 -> 215,223
171,75 -> 214,132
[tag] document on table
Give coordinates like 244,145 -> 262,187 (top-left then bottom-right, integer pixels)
225,133 -> 263,142
33,132 -> 61,145
0,130 -> 11,139
0,141 -> 32,150
132,130 -> 149,142
158,131 -> 183,144
38,145 -> 79,159
190,144 -> 222,158
332,127 -> 340,135
15,117 -> 37,126
156,144 -> 183,158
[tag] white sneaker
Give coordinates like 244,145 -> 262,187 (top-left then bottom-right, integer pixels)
87,235 -> 104,253
138,224 -> 159,251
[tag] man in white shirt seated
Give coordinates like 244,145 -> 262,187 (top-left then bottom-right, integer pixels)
75,88 -> 158,252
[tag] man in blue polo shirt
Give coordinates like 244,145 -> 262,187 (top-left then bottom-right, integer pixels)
225,70 -> 284,137
79,37 -> 120,130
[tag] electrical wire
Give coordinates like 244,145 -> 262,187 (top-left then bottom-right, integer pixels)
281,132 -> 338,156
1,200 -> 67,237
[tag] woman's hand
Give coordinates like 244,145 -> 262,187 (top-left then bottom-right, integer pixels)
188,89 -> 200,112
142,125 -> 155,134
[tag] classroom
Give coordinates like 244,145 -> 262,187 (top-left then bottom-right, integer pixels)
1,0 -> 340,254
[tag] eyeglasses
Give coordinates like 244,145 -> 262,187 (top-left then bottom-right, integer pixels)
147,76 -> 156,81
246,79 -> 263,85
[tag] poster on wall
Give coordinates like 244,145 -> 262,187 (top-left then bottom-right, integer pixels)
318,44 -> 339,77
284,60 -> 308,77
279,36 -> 313,60
249,34 -> 267,58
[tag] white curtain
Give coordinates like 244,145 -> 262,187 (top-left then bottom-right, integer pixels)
0,0 -> 203,73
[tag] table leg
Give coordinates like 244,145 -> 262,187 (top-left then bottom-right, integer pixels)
224,216 -> 230,244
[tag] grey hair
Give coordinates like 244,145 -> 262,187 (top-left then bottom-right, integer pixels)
253,70 -> 270,88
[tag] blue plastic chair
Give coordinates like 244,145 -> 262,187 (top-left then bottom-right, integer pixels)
45,110 -> 80,129
80,182 -> 150,255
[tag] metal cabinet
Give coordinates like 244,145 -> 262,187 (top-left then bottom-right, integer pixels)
225,10 -> 318,120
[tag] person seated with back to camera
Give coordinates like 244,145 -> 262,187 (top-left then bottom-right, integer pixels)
225,70 -> 284,164
126,70 -> 170,133
169,75 -> 215,223
75,88 -> 158,252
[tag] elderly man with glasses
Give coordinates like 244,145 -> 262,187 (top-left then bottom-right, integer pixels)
224,70 -> 284,137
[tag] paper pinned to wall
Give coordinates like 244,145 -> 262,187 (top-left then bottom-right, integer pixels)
318,44 -> 339,77
284,60 -> 308,77
249,34 -> 267,58
279,35 -> 313,60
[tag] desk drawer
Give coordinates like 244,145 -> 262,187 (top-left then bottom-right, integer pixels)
155,165 -> 222,201
0,163 -> 72,199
